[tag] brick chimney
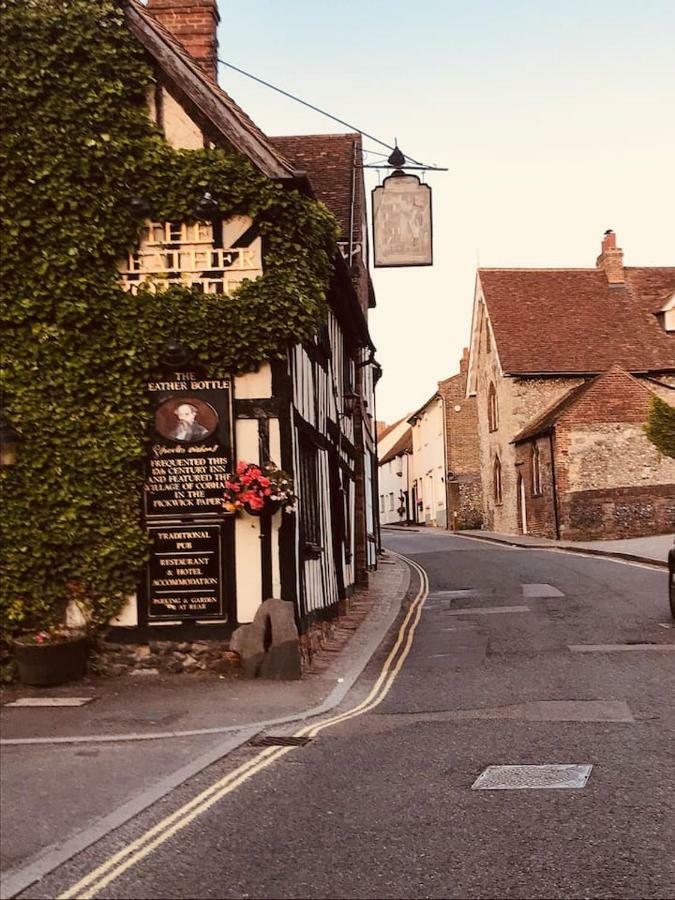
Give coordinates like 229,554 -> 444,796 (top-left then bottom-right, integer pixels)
459,346 -> 470,375
596,229 -> 624,285
147,0 -> 220,82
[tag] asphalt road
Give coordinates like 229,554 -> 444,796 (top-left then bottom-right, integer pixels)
16,531 -> 675,899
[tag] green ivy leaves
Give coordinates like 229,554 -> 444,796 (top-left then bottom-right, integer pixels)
0,0 -> 338,634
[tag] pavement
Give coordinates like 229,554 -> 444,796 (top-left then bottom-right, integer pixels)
13,529 -> 673,900
387,526 -> 674,566
0,552 -> 412,898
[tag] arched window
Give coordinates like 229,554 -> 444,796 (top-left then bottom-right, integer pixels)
531,442 -> 542,495
488,382 -> 498,432
493,455 -> 502,505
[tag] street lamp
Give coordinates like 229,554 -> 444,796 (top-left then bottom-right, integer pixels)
342,391 -> 359,418
194,192 -> 219,220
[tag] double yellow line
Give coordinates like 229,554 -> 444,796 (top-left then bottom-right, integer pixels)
59,553 -> 428,899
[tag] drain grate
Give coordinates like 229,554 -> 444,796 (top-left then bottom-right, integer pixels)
472,764 -> 592,790
248,735 -> 312,748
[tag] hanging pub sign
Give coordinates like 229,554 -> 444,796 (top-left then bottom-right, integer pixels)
372,172 -> 433,267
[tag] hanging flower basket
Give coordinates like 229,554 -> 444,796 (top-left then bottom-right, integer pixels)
13,628 -> 89,686
223,461 -> 296,517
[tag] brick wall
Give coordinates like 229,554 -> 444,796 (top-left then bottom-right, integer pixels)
514,437 -> 558,538
438,350 -> 483,528
147,0 -> 220,81
553,370 -> 675,539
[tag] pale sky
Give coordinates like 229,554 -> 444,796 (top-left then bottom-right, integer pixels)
212,0 -> 675,423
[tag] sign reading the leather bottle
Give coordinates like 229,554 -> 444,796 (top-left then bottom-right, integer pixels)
145,373 -> 233,518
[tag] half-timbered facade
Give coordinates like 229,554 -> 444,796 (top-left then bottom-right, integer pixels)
111,1 -> 379,637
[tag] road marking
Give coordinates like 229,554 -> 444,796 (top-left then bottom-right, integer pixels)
443,605 -> 531,616
58,553 -> 429,900
472,764 -> 593,790
521,583 -> 564,598
4,697 -> 94,708
569,644 -> 675,653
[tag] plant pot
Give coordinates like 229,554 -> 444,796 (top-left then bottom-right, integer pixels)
244,501 -> 281,517
13,635 -> 89,686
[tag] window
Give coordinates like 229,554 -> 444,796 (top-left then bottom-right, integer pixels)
493,456 -> 502,505
488,382 -> 498,432
531,443 -> 542,496
299,435 -> 321,548
389,493 -> 395,511
379,495 -> 385,513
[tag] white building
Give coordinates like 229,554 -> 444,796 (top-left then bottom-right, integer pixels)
378,424 -> 413,525
408,394 -> 447,527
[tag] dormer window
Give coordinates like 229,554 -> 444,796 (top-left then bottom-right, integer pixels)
488,382 -> 498,432
656,293 -> 675,333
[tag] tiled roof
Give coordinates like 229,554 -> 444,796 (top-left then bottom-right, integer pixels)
378,415 -> 407,445
126,1 -> 295,178
380,428 -> 413,465
270,133 -> 363,240
270,133 -> 374,311
408,392 -> 440,424
479,267 -> 675,374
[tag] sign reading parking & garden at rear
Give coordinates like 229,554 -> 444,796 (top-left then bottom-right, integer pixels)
147,524 -> 223,619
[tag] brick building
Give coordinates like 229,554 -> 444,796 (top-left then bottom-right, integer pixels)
466,230 -> 675,539
437,349 -> 483,529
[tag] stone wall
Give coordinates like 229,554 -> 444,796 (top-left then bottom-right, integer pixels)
561,484 -> 675,540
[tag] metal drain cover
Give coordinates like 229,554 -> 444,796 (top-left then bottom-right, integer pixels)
472,764 -> 592,790
248,735 -> 311,747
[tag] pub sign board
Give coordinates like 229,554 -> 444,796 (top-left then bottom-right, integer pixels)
147,523 -> 224,619
372,173 -> 433,268
145,372 -> 234,519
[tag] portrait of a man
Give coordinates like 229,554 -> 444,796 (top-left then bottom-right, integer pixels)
154,397 -> 219,444
170,403 -> 209,443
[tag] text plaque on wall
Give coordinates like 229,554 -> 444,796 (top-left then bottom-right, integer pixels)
147,524 -> 223,619
145,374 -> 233,519
143,371 -> 234,623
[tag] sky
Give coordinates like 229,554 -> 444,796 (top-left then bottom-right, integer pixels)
212,0 -> 675,423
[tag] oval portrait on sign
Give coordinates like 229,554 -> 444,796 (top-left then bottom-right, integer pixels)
155,397 -> 219,444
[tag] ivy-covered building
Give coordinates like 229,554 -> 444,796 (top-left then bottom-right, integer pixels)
0,0 -> 380,646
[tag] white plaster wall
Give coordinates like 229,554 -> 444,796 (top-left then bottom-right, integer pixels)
410,398 -> 446,526
234,364 -> 272,399
161,88 -> 204,150
109,594 -> 138,627
234,417 -> 262,622
379,454 -> 410,525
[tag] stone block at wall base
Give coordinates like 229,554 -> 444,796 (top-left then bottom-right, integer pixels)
230,597 -> 301,680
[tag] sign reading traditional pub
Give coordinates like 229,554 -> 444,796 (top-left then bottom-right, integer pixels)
147,524 -> 223,619
143,370 -> 234,622
372,172 -> 433,268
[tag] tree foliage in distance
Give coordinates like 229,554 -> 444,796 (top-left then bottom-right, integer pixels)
644,396 -> 675,459
0,0 -> 339,634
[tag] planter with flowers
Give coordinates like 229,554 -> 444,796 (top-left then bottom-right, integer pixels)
13,627 -> 89,686
223,461 -> 296,517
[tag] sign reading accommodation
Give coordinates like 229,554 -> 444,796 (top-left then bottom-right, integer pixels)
372,173 -> 432,267
147,524 -> 223,619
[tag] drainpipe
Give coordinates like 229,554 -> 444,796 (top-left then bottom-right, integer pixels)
548,430 -> 561,540
348,140 -> 357,268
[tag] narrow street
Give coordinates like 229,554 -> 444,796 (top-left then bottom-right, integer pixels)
20,531 -> 675,900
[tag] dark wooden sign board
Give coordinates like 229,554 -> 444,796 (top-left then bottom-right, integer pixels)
140,371 -> 236,626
